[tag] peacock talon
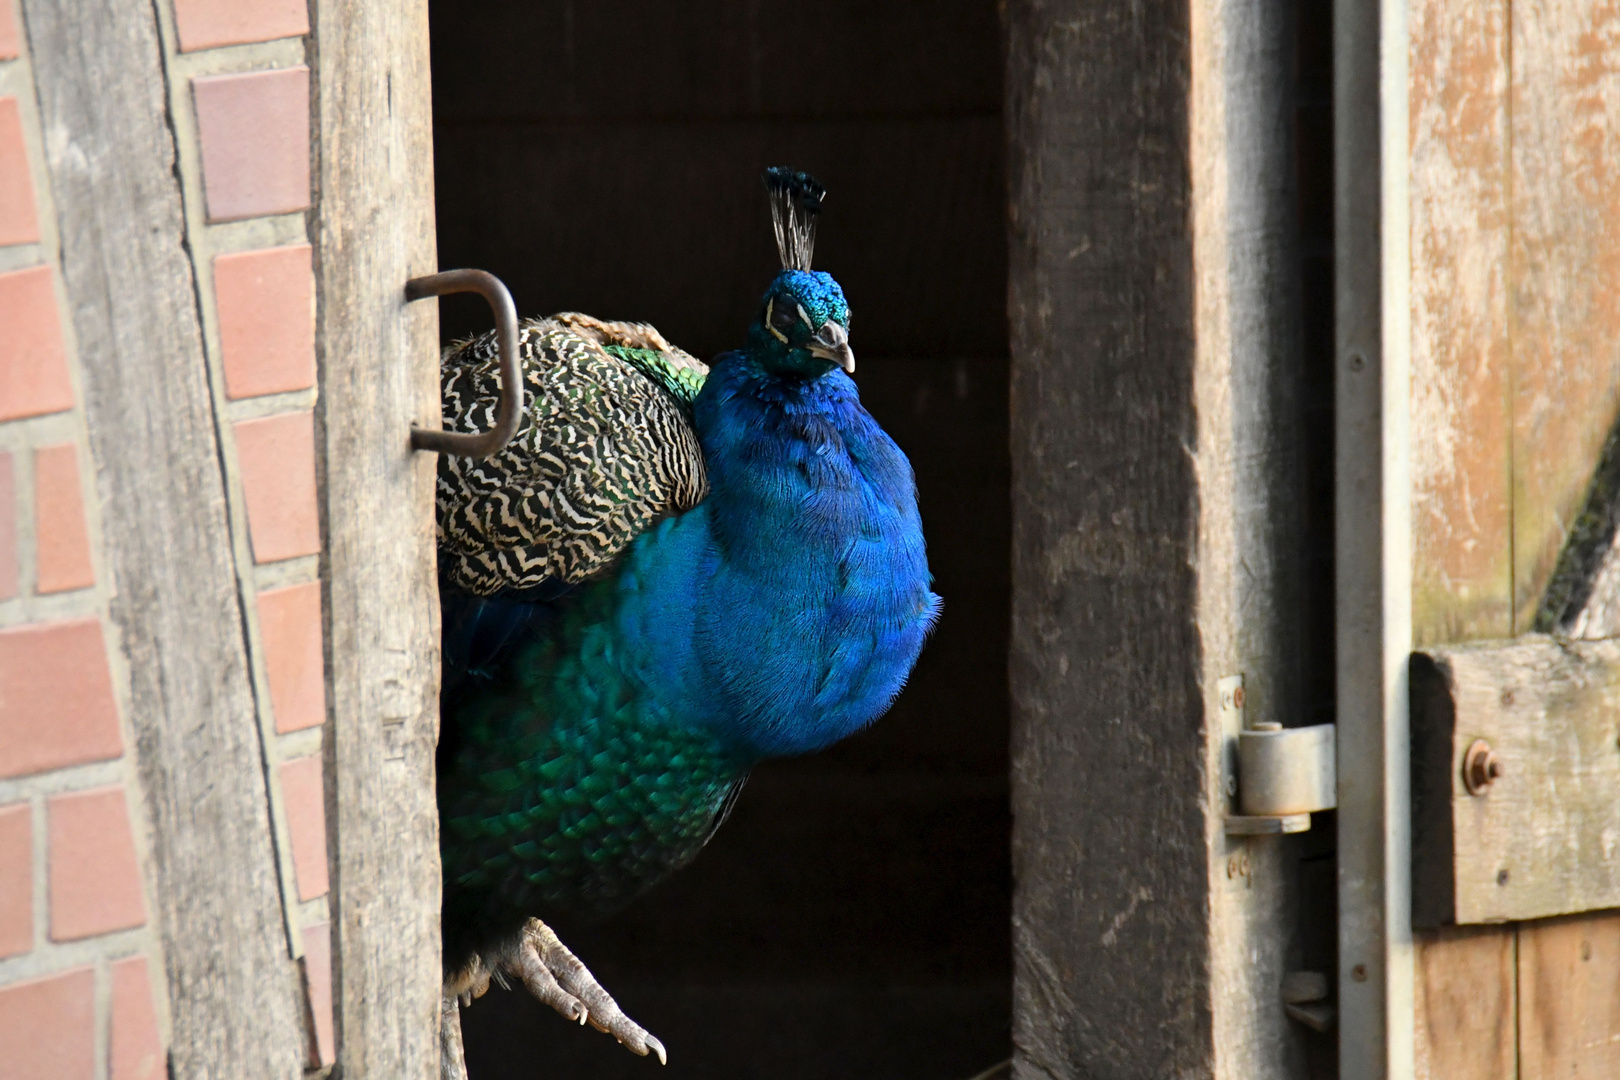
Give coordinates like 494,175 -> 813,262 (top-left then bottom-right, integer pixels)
478,918 -> 664,1062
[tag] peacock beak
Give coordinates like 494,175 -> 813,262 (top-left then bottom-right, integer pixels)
807,320 -> 855,374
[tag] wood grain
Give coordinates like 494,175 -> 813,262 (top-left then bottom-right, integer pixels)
1413,926 -> 1516,1080
1519,912 -> 1620,1077
1412,635 -> 1620,924
1408,0 -> 1513,647
1510,0 -> 1620,634
20,0 -> 307,1074
1008,0 -> 1309,1076
313,0 -> 443,1076
1006,0 -> 1207,1074
1507,5 -> 1620,1068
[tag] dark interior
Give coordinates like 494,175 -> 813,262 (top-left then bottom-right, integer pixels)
427,4 -> 1013,1078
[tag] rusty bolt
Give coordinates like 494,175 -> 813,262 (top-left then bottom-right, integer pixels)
1351,964 -> 1368,983
1463,739 -> 1503,795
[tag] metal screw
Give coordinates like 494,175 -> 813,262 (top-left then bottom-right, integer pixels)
1351,964 -> 1368,983
1497,868 -> 1511,886
1348,352 -> 1366,372
1501,688 -> 1515,706
1233,686 -> 1246,709
1463,739 -> 1503,795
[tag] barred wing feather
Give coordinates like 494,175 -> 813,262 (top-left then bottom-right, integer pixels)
436,313 -> 708,598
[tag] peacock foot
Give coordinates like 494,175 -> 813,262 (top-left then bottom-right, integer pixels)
446,917 -> 666,1065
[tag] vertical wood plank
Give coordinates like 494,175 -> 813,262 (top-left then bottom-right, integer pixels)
1414,927 -> 1516,1080
313,0 -> 442,1076
1193,1 -> 1309,1076
1519,913 -> 1620,1077
1509,0 -> 1620,1070
1510,0 -> 1620,632
20,0 -> 307,1074
1406,3 -> 1520,1072
1006,0 -> 1210,1074
1009,1 -> 1311,1076
1408,0 -> 1513,648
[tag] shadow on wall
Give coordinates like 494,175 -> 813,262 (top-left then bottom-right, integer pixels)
428,2 -> 1012,1078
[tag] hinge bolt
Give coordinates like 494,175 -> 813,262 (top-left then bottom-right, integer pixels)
1463,739 -> 1503,795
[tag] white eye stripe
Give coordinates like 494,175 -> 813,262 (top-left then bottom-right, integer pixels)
796,303 -> 813,327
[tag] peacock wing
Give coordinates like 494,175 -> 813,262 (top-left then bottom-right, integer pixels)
436,314 -> 709,599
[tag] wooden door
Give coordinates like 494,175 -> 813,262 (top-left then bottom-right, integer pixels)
1410,0 -> 1620,1074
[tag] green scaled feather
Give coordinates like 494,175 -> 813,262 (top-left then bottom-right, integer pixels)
439,579 -> 747,924
602,344 -> 707,411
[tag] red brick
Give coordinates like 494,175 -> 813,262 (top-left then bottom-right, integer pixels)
279,755 -> 327,901
110,955 -> 164,1080
301,922 -> 334,1067
34,444 -> 95,594
0,967 -> 94,1080
234,410 -> 319,563
0,0 -> 19,61
0,264 -> 73,422
215,244 -> 315,399
193,67 -> 310,223
0,452 -> 15,600
173,0 -> 307,52
47,785 -> 146,941
0,802 -> 30,959
258,581 -> 324,733
0,619 -> 122,779
0,97 -> 39,246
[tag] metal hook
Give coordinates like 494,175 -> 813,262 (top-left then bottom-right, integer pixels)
405,268 -> 523,457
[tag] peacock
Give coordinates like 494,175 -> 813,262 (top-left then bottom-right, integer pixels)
434,168 -> 941,1069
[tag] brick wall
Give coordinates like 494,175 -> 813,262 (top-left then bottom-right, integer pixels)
0,0 -> 333,1069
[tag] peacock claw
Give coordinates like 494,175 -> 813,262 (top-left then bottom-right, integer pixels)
502,918 -> 666,1064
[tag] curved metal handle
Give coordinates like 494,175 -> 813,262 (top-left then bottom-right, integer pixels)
406,269 -> 523,457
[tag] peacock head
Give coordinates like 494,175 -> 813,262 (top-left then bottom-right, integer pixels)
750,167 -> 853,378
748,269 -> 854,378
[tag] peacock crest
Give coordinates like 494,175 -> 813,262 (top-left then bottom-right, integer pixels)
764,166 -> 825,272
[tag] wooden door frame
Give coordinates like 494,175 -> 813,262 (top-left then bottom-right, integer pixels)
313,0 -> 443,1076
1334,0 -> 1416,1076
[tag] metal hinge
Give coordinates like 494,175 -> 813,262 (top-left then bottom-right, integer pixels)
1219,674 -> 1337,835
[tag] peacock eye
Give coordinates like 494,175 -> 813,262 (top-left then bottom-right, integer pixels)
769,297 -> 799,336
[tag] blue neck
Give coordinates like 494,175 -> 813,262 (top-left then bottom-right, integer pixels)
616,351 -> 939,759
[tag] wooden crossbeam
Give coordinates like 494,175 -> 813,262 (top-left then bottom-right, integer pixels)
1412,635 -> 1620,925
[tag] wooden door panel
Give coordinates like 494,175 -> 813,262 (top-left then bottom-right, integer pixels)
1519,912 -> 1620,1077
1411,0 -> 1620,1075
1410,0 -> 1514,649
1511,0 -> 1620,634
1409,0 -> 1521,1073
1415,927 -> 1517,1080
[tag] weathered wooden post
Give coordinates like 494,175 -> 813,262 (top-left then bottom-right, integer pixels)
0,0 -> 441,1074
314,0 -> 442,1075
1006,1 -> 1310,1076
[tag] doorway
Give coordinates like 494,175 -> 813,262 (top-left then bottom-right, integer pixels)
426,4 -> 1013,1078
